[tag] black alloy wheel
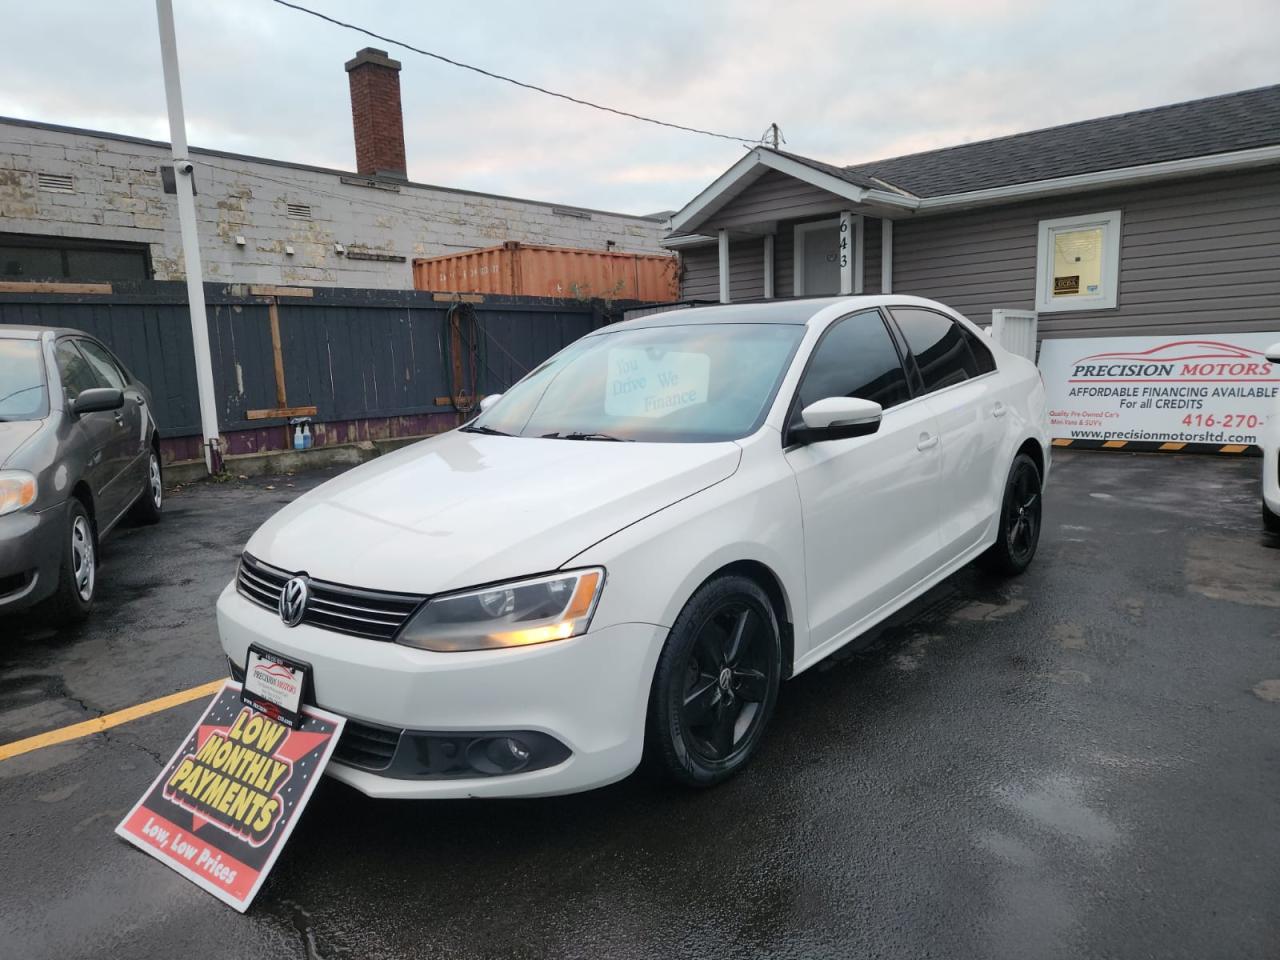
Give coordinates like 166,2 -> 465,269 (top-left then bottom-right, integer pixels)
647,575 -> 782,786
980,452 -> 1043,575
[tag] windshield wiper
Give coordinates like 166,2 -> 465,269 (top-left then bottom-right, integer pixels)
461,423 -> 512,436
541,431 -> 631,442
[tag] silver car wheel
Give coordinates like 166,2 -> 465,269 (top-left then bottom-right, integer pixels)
149,453 -> 163,509
71,514 -> 95,602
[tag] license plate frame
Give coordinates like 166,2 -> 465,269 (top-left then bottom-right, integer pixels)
241,646 -> 311,729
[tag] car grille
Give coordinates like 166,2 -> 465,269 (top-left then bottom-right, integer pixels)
333,719 -> 403,771
236,553 -> 426,640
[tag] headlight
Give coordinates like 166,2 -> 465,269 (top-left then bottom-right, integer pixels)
397,568 -> 605,652
0,471 -> 37,517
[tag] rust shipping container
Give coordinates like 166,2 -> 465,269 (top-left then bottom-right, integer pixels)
413,242 -> 678,302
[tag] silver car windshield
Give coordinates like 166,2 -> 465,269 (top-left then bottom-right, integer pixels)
0,339 -> 49,422
468,322 -> 805,443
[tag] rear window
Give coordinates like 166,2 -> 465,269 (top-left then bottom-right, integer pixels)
891,308 -> 981,393
0,338 -> 50,421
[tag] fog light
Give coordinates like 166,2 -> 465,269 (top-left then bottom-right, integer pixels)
466,736 -> 532,775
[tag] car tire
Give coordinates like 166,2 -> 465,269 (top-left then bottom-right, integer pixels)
1265,501 -> 1280,534
130,447 -> 163,525
979,452 -> 1043,576
645,574 -> 782,788
43,498 -> 97,624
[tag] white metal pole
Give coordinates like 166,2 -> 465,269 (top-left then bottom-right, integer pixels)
763,234 -> 774,299
718,229 -> 730,303
880,218 -> 893,293
156,0 -> 221,474
853,215 -> 865,294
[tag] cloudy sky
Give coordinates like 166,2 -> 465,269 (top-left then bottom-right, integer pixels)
2,0 -> 1277,215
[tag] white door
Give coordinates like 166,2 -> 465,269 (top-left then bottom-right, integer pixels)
784,310 -> 944,652
890,308 -> 1007,557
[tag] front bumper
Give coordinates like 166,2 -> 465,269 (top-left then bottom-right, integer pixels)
216,583 -> 667,798
0,500 -> 68,614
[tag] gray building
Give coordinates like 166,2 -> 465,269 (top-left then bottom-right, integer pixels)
668,84 -> 1280,339
0,48 -> 665,289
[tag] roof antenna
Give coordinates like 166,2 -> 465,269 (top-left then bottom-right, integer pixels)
762,123 -> 785,149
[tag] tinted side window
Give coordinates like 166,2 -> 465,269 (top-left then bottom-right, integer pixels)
959,325 -> 997,374
55,340 -> 108,401
891,308 -> 980,392
75,339 -> 127,389
791,310 -> 911,428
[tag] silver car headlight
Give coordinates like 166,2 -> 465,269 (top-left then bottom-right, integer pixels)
0,471 -> 37,517
396,568 -> 605,652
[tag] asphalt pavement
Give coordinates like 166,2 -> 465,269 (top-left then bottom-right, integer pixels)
1,450 -> 1278,960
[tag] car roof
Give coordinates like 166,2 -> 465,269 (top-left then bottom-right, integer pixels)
605,294 -> 959,331
0,325 -> 94,340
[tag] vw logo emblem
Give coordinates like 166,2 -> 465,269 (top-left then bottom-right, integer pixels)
278,576 -> 309,627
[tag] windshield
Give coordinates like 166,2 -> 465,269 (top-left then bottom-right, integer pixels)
469,322 -> 805,443
0,339 -> 49,422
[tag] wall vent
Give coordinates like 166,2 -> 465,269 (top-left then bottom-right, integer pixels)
37,172 -> 75,193
286,202 -> 313,220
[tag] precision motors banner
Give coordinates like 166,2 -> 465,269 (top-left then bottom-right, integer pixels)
1037,333 -> 1280,447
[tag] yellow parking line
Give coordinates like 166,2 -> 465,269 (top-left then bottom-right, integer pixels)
1159,442 -> 1187,451
1102,440 -> 1128,448
1219,444 -> 1249,454
1051,439 -> 1072,447
0,679 -> 224,763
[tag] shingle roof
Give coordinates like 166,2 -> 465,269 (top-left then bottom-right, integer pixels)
837,84 -> 1280,198
768,148 -> 884,190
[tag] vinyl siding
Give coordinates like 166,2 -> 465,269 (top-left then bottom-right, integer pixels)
892,168 -> 1280,338
677,240 -> 767,301
680,245 -> 720,301
704,170 -> 850,230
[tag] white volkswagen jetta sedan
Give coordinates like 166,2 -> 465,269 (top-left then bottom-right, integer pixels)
217,296 -> 1049,798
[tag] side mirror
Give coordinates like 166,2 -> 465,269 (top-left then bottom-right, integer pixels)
70,387 -> 124,416
478,393 -> 503,413
1265,342 -> 1280,364
792,396 -> 883,445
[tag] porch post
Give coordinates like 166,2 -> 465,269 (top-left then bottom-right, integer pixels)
839,210 -> 854,295
763,234 -> 775,299
718,228 -> 730,303
881,218 -> 893,294
853,214 -> 865,294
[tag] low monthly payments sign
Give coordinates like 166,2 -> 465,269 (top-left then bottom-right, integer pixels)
116,681 -> 344,912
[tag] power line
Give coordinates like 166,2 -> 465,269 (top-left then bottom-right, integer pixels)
268,0 -> 762,145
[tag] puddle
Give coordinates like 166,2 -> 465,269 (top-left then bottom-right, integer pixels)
1185,535 -> 1280,607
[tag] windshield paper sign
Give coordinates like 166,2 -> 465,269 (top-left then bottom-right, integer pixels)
1037,334 -> 1280,447
605,348 -> 710,418
115,681 -> 344,912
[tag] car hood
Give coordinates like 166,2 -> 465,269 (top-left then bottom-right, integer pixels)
246,430 -> 742,594
0,420 -> 44,468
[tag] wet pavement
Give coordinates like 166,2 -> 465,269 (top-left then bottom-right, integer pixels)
2,451 -> 1278,959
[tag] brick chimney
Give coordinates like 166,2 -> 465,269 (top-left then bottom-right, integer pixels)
345,47 -> 407,179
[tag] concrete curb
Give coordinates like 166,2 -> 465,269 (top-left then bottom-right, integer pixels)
164,434 -> 434,485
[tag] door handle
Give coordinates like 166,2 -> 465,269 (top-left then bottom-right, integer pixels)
916,432 -> 939,451
992,401 -> 1007,418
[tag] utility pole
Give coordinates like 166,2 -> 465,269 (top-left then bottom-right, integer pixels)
155,0 -> 222,474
